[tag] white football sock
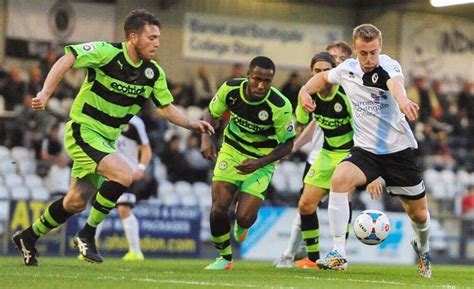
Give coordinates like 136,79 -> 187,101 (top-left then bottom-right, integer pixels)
411,212 -> 430,254
328,192 -> 349,256
283,212 -> 301,256
122,213 -> 142,253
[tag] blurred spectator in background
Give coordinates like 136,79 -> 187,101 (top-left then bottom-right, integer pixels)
193,65 -> 217,108
223,63 -> 244,82
1,67 -> 27,111
12,95 -> 51,151
457,81 -> 474,121
159,134 -> 188,183
462,185 -> 474,217
407,77 -> 433,122
432,79 -> 450,112
168,79 -> 191,107
184,133 -> 210,183
41,121 -> 63,163
40,49 -> 59,82
27,66 -> 43,97
280,71 -> 302,112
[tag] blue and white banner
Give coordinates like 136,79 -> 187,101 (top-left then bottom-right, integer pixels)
241,207 -> 415,264
183,12 -> 343,69
66,204 -> 201,258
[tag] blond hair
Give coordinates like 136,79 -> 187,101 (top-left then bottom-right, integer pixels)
326,41 -> 352,57
352,24 -> 382,44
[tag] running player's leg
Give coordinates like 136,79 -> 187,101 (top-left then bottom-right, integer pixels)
234,192 -> 263,242
116,192 -> 144,261
76,153 -> 134,262
205,181 -> 238,270
233,163 -> 272,243
398,196 -> 431,276
384,149 -> 431,278
296,184 -> 326,268
13,177 -> 96,266
318,160 -> 367,270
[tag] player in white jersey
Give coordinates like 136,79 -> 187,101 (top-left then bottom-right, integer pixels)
99,115 -> 152,261
299,24 -> 431,278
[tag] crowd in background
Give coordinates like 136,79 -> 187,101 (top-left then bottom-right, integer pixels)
0,49 -> 473,221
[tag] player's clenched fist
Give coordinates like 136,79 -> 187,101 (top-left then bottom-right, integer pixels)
32,91 -> 50,111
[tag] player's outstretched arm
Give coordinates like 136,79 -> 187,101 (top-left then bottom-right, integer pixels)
32,53 -> 76,111
236,138 -> 294,174
298,70 -> 330,112
292,120 -> 316,153
387,76 -> 419,121
200,109 -> 221,160
157,104 -> 215,135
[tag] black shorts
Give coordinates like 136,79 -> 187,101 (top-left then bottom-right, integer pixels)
342,147 -> 425,200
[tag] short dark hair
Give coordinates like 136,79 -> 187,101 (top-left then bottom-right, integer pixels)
248,56 -> 275,74
310,52 -> 336,69
124,9 -> 161,39
326,41 -> 352,57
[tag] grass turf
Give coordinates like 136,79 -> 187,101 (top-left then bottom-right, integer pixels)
0,257 -> 472,289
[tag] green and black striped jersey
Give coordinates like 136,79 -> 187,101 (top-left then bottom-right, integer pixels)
296,85 -> 353,151
65,41 -> 173,140
209,78 -> 296,158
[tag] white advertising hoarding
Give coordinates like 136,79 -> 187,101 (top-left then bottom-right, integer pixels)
241,207 -> 415,264
183,12 -> 343,69
400,13 -> 474,81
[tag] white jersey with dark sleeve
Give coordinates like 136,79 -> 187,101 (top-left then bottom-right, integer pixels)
116,115 -> 149,168
328,54 -> 417,155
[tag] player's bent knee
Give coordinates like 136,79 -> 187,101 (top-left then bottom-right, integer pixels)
411,210 -> 428,224
298,199 -> 316,215
63,198 -> 87,213
235,213 -> 256,228
211,205 -> 228,219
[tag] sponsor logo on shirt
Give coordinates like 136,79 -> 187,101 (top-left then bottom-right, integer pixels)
234,117 -> 265,132
334,102 -> 343,113
111,82 -> 145,96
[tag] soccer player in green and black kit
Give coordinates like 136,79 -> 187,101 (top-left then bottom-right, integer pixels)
293,52 -> 353,269
12,9 -> 213,266
201,56 -> 296,270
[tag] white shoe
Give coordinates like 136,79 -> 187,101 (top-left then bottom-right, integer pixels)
273,254 -> 294,268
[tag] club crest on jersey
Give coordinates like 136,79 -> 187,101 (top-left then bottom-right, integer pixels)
145,68 -> 154,79
286,123 -> 294,132
218,161 -> 228,170
82,43 -> 96,52
258,110 -> 269,121
334,102 -> 343,113
371,73 -> 379,84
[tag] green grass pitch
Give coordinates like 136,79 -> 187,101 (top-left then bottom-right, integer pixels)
0,257 -> 472,289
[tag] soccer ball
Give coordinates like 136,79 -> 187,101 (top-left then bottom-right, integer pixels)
353,210 -> 390,245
